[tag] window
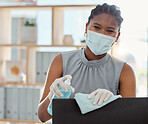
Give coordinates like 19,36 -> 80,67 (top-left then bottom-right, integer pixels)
108,0 -> 148,97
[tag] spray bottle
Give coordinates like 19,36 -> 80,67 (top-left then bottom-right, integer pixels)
47,78 -> 72,115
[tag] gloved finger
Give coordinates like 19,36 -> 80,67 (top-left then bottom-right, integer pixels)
52,88 -> 61,97
54,85 -> 63,97
88,90 -> 98,99
98,92 -> 108,106
60,75 -> 72,82
58,81 -> 68,92
109,91 -> 114,96
93,90 -> 103,105
104,93 -> 112,102
69,86 -> 75,93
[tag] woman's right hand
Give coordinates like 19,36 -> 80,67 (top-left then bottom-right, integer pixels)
48,75 -> 75,100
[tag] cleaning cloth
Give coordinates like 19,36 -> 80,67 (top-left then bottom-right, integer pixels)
74,93 -> 121,114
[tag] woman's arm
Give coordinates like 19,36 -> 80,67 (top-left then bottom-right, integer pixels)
37,53 -> 63,122
119,63 -> 136,97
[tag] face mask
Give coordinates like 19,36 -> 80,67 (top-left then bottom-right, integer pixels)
86,29 -> 116,55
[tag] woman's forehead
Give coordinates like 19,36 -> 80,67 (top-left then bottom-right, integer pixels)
89,13 -> 119,28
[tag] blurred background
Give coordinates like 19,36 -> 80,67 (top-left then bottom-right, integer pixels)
0,0 -> 147,124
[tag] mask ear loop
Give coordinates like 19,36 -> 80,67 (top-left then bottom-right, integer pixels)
83,32 -> 87,43
113,32 -> 120,45
113,42 -> 118,45
84,32 -> 87,37
111,39 -> 119,47
112,33 -> 120,47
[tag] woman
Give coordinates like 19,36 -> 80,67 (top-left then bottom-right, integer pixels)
38,3 -> 136,122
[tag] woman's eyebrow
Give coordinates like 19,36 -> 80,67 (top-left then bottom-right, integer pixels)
93,23 -> 102,26
107,27 -> 116,30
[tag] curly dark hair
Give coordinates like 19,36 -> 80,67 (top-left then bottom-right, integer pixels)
88,3 -> 123,30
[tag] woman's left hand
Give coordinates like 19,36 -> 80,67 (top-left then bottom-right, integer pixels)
88,89 -> 114,106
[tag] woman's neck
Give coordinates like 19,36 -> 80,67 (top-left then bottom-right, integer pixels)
84,46 -> 106,61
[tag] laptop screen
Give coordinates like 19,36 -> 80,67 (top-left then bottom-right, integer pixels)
52,98 -> 148,124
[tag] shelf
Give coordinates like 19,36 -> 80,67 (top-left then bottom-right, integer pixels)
0,119 -> 51,124
0,5 -> 96,8
0,44 -> 86,48
0,3 -> 89,85
0,44 -> 85,85
0,82 -> 44,87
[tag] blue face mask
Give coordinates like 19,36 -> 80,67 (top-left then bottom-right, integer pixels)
86,30 -> 116,55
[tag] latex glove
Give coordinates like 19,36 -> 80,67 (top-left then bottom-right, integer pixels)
48,75 -> 75,100
88,89 -> 114,106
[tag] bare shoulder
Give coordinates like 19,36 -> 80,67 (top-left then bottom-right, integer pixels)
120,63 -> 135,79
50,53 -> 63,71
40,53 -> 63,102
119,63 -> 136,97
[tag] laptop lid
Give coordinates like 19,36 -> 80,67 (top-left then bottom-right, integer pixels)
52,98 -> 148,124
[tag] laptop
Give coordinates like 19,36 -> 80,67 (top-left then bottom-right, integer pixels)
52,98 -> 148,124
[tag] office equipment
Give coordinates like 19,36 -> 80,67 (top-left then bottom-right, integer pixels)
42,52 -> 59,83
26,87 -> 33,120
0,87 -> 5,119
5,87 -> 13,119
36,52 -> 59,83
12,87 -> 19,119
52,98 -> 148,124
19,87 -> 27,120
36,52 -> 43,83
32,87 -> 41,121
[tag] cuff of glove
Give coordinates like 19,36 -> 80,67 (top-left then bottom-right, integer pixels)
48,92 -> 54,101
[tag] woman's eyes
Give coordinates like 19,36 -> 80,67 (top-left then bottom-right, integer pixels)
94,26 -> 100,29
93,26 -> 115,34
106,30 -> 114,33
